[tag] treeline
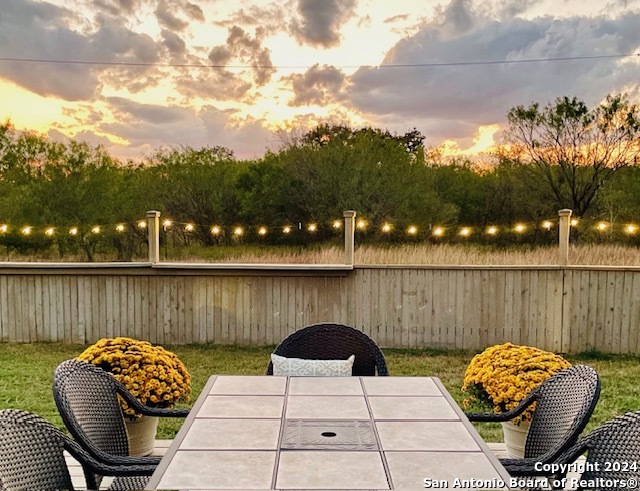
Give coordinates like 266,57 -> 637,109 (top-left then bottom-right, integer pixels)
1,115 -> 639,261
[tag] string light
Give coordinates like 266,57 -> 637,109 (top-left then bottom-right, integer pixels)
2,215 -> 638,242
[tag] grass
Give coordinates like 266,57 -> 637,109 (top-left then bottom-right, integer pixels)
1,342 -> 639,443
4,243 -> 640,266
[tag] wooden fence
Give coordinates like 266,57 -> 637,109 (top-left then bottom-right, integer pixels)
1,263 -> 639,354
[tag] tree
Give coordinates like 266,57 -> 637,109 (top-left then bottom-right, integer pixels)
505,94 -> 640,217
148,146 -> 243,246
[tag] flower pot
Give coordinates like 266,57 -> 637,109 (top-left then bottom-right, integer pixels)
125,415 -> 159,457
501,419 -> 530,459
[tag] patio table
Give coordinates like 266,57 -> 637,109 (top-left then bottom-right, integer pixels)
145,375 -> 512,490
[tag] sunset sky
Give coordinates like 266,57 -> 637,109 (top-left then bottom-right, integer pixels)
1,0 -> 639,161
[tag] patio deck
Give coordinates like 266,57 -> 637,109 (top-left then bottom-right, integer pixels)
65,440 -> 584,490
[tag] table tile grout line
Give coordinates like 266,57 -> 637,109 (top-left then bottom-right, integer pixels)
360,376 -> 395,490
271,376 -> 289,490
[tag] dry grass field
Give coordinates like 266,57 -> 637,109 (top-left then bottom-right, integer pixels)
3,243 -> 639,266
175,243 -> 640,266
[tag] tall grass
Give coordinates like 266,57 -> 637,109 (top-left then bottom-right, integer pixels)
171,243 -> 640,266
3,243 -> 639,266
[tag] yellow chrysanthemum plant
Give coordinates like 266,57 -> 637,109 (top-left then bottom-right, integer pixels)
461,342 -> 571,425
77,337 -> 191,420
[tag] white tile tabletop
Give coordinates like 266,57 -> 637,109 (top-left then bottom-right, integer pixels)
146,375 -> 512,491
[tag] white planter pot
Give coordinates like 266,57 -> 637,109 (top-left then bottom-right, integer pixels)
125,415 -> 159,457
501,420 -> 530,459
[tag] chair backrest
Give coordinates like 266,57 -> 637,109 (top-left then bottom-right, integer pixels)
578,410 -> 640,490
266,323 -> 388,376
524,365 -> 600,462
0,409 -> 75,491
53,358 -> 130,459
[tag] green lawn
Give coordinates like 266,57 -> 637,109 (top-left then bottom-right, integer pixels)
1,342 -> 639,442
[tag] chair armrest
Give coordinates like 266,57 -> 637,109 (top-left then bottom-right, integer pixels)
116,383 -> 190,418
64,435 -> 157,490
466,390 -> 538,422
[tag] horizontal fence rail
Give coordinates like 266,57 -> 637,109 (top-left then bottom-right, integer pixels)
1,263 -> 639,354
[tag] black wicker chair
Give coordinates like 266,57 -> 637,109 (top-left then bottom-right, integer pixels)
0,409 -> 155,491
52,359 -> 189,488
545,410 -> 640,490
266,323 -> 389,376
466,364 -> 600,478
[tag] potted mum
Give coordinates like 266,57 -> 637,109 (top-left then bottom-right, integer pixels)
461,342 -> 571,457
77,337 -> 191,455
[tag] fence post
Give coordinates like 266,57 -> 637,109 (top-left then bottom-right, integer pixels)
558,209 -> 572,266
147,210 -> 161,264
343,210 -> 356,266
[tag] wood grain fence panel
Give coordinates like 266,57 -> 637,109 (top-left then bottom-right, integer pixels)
620,272 -> 632,354
503,270 -> 517,345
0,275 -> 7,341
33,276 -> 44,342
1,266 -> 640,353
630,273 -> 640,354
566,270 -> 581,353
8,276 -> 20,342
399,270 -> 413,348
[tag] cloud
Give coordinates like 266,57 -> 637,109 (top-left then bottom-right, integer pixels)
287,64 -> 346,106
347,5 -> 640,147
0,0 -> 163,100
161,29 -> 187,57
155,0 -> 189,31
290,0 -> 358,48
90,0 -> 139,16
207,26 -> 276,86
184,2 -> 205,21
78,98 -> 273,160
